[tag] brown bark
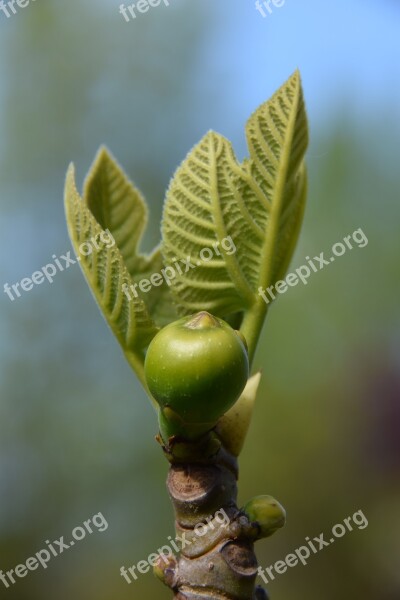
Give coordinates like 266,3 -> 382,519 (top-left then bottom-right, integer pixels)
154,432 -> 268,600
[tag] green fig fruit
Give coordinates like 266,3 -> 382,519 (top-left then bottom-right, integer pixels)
144,311 -> 249,430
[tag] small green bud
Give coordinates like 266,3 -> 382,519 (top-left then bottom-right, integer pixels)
144,312 -> 249,433
242,495 -> 286,539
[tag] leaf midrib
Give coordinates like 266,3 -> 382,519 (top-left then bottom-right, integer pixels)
258,82 -> 300,293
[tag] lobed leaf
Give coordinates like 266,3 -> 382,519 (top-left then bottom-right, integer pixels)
83,147 -> 177,327
244,70 -> 308,290
162,131 -> 256,316
64,165 -> 159,368
162,71 -> 309,331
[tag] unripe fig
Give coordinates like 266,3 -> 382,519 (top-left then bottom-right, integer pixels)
144,312 -> 249,428
242,495 -> 286,539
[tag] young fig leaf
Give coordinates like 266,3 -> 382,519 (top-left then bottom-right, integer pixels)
162,71 -> 308,361
83,147 -> 177,327
64,165 -> 158,383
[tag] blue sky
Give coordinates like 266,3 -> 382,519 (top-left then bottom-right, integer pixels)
197,0 -> 400,134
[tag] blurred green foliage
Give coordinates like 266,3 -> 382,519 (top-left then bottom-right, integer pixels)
0,1 -> 399,599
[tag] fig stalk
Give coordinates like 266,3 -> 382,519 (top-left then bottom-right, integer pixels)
145,312 -> 284,599
155,433 -> 269,600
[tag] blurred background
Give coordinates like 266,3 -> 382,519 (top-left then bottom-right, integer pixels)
0,0 -> 399,598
